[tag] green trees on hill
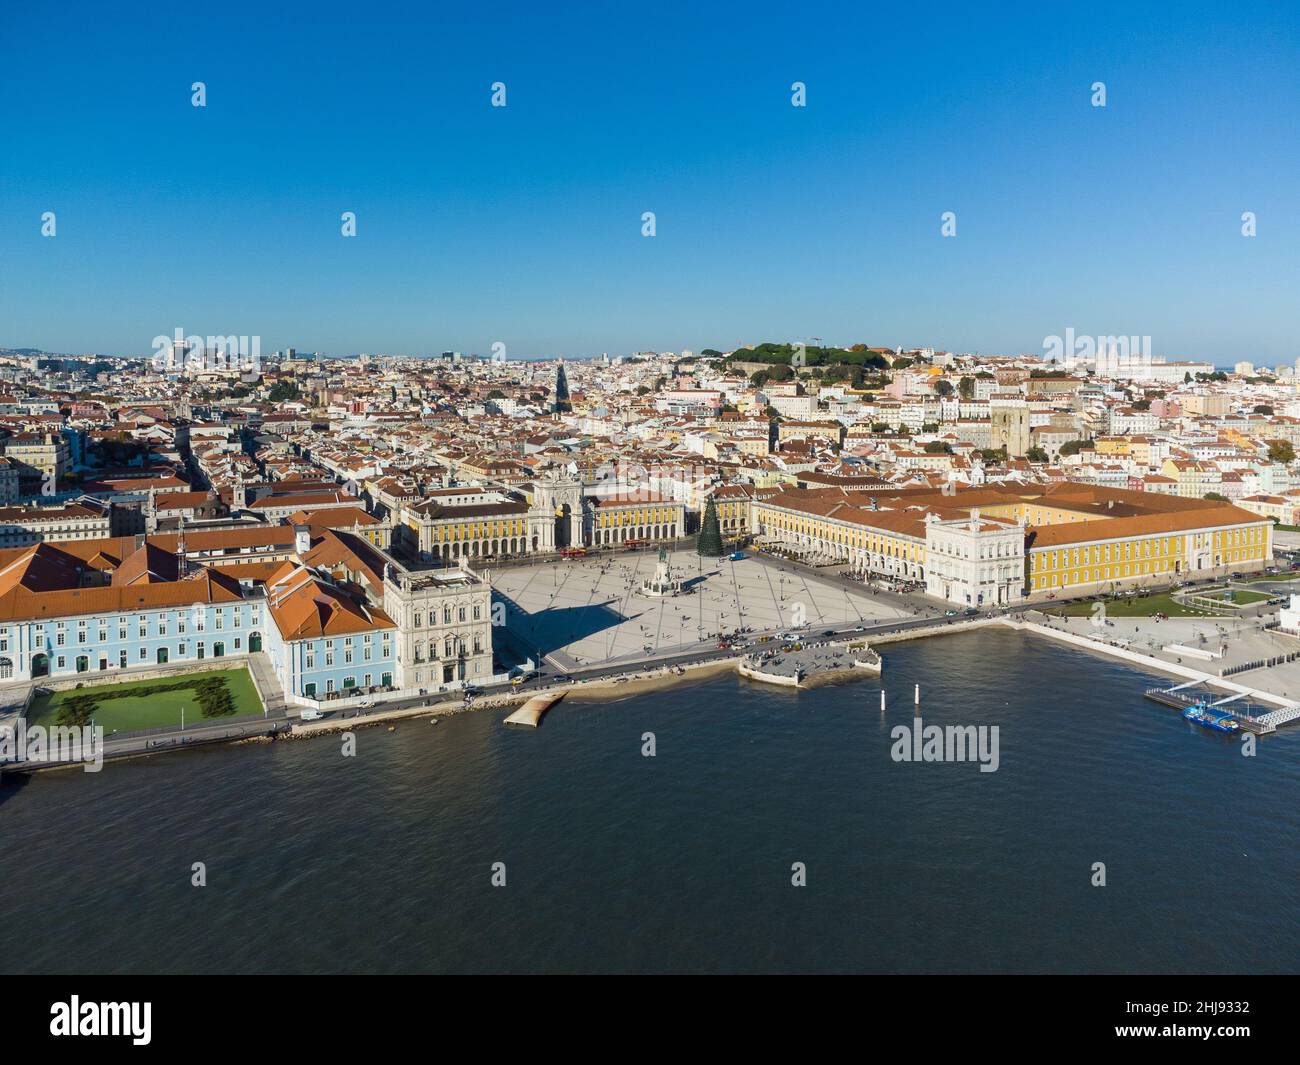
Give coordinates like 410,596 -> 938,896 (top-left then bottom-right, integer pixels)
728,342 -> 891,371
267,380 -> 300,402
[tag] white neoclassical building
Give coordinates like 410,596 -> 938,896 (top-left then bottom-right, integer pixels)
923,510 -> 1026,607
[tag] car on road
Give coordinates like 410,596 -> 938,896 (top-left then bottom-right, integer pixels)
300,708 -> 325,721
821,629 -> 836,637
552,674 -> 571,683
964,608 -> 979,616
358,699 -> 375,709
945,609 -> 958,617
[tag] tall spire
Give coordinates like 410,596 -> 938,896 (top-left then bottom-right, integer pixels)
176,516 -> 188,577
553,360 -> 572,414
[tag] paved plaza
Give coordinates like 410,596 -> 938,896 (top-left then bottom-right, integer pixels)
1035,607 -> 1300,702
490,549 -> 915,671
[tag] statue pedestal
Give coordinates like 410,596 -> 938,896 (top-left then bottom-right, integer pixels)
638,556 -> 682,598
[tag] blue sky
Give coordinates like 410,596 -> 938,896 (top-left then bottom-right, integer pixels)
2,0 -> 1298,363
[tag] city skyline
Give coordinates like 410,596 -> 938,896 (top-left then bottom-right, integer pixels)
3,1 -> 1298,361
5,0 -> 1300,997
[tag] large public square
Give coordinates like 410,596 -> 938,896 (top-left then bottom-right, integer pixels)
488,548 -> 916,671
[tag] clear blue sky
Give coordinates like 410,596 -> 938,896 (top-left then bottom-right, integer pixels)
2,0 -> 1297,363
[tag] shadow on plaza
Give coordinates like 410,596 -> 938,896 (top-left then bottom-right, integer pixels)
504,600 -> 629,656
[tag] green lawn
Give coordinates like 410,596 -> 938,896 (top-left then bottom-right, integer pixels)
1217,589 -> 1272,605
1180,588 -> 1274,609
1048,592 -> 1230,618
27,667 -> 264,736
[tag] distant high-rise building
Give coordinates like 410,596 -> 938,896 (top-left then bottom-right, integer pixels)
554,360 -> 572,413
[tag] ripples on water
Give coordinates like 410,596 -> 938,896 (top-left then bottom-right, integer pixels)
3,630 -> 1297,974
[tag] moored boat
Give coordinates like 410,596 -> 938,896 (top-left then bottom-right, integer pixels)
1182,702 -> 1240,733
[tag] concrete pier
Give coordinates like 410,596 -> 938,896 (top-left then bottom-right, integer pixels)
503,691 -> 566,728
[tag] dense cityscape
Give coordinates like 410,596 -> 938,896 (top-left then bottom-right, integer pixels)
1,339 -> 1299,743
4,0 -> 1297,1015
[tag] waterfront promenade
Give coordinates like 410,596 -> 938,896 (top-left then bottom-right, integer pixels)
1029,610 -> 1300,693
13,550 -> 1300,775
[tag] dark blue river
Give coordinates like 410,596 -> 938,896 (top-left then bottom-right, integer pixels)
3,629 -> 1297,973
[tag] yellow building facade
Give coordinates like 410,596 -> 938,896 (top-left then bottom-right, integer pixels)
751,483 -> 1272,596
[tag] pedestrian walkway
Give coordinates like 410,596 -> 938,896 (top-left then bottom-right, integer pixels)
246,653 -> 287,715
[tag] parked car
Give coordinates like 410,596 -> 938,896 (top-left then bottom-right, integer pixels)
300,708 -> 324,721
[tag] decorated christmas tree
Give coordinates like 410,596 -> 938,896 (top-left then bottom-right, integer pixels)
697,496 -> 725,556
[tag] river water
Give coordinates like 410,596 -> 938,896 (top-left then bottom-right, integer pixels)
3,629 -> 1297,973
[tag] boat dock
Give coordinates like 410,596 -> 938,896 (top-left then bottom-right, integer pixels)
1143,681 -> 1287,734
